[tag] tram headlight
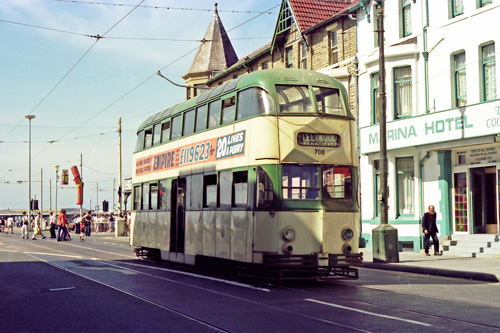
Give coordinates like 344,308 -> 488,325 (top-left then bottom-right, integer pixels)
342,243 -> 353,254
341,228 -> 354,241
280,227 -> 296,242
282,243 -> 294,255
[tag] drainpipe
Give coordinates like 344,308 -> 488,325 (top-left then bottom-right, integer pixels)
419,151 -> 430,250
423,0 -> 430,113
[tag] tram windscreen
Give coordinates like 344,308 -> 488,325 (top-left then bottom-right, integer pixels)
322,166 -> 352,199
282,165 -> 319,199
276,86 -> 313,113
313,87 -> 345,116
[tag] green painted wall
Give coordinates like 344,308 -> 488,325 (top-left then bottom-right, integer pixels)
438,150 -> 453,236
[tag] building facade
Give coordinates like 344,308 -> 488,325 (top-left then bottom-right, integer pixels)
356,0 -> 499,250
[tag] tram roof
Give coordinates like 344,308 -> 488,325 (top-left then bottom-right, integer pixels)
137,68 -> 347,132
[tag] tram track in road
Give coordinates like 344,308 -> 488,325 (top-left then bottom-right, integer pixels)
15,242 -> 369,332
266,274 -> 500,331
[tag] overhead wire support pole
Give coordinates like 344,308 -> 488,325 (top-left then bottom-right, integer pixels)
118,118 -> 122,216
372,0 -> 399,263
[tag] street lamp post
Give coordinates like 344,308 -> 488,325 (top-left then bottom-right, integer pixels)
25,114 -> 36,233
372,0 -> 399,263
55,165 -> 59,214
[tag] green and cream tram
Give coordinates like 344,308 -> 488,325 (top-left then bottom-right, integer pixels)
131,68 -> 362,279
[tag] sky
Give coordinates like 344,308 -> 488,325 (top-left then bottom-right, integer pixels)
0,0 -> 280,211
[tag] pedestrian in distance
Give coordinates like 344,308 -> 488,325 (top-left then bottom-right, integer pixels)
84,211 -> 92,237
21,211 -> 29,239
422,205 -> 442,256
78,214 -> 85,241
31,212 -> 47,240
108,213 -> 115,233
49,211 -> 57,239
57,209 -> 70,241
6,216 -> 14,234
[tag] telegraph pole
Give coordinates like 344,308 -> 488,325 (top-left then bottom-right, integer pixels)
80,154 -> 83,216
372,0 -> 399,263
118,118 -> 123,216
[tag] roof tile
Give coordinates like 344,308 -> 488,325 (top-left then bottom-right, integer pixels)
288,0 -> 355,32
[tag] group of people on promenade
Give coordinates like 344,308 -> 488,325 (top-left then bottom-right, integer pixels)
1,210 -> 131,241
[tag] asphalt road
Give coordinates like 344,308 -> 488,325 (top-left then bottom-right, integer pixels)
1,232 -> 500,332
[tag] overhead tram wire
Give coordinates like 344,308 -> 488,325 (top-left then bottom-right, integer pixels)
3,0 -> 146,176
18,2 -> 280,164
49,0 -> 279,14
0,0 -> 146,143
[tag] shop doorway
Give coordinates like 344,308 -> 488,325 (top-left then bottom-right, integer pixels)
470,167 -> 497,234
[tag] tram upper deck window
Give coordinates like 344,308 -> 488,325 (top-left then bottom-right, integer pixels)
282,165 -> 319,199
171,115 -> 182,140
313,87 -> 345,116
237,88 -> 274,120
276,85 -> 313,113
322,166 -> 352,199
161,121 -> 170,143
183,109 -> 195,136
222,96 -> 236,124
153,124 -> 162,146
256,166 -> 274,208
208,100 -> 221,128
195,105 -> 208,132
144,128 -> 153,149
136,131 -> 145,152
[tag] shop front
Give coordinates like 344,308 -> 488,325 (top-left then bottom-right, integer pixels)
360,99 -> 500,242
453,145 -> 500,235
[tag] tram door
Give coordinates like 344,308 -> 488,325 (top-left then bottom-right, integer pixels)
470,167 -> 496,234
170,178 -> 186,253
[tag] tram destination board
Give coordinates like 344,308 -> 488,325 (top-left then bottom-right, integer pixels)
297,132 -> 341,147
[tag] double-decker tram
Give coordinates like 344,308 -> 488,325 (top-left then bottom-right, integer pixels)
131,68 -> 362,280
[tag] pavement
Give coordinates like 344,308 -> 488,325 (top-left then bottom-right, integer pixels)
361,247 -> 500,282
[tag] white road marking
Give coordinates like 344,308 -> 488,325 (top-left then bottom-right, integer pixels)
306,299 -> 432,327
99,260 -> 271,292
49,287 -> 76,292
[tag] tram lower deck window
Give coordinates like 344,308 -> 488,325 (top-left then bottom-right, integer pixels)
282,165 -> 319,199
322,166 -> 352,199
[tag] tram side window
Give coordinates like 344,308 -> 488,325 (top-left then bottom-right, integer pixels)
142,183 -> 149,210
158,180 -> 169,210
171,115 -> 182,140
322,166 -> 352,199
144,128 -> 153,149
219,170 -> 232,208
276,85 -> 313,113
195,105 -> 208,132
313,87 -> 344,116
136,131 -> 145,152
133,185 -> 141,210
208,100 -> 221,128
256,166 -> 274,208
183,109 -> 195,136
188,174 -> 203,210
237,88 -> 274,120
282,165 -> 319,199
161,121 -> 170,143
203,174 -> 217,208
149,183 -> 158,210
153,123 -> 162,146
222,96 -> 236,124
233,171 -> 248,207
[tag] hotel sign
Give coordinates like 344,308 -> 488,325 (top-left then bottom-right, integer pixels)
359,101 -> 500,154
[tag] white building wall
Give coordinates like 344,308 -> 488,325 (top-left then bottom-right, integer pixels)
357,0 -> 500,246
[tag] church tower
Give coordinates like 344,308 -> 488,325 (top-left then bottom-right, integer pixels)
182,3 -> 238,99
